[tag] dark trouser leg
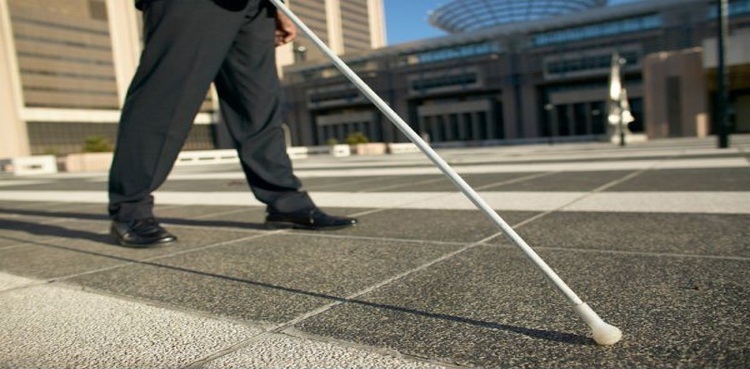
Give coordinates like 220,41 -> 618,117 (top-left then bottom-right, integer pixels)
108,0 -> 256,221
214,2 -> 315,214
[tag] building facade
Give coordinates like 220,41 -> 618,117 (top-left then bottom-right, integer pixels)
0,0 -> 385,158
277,0 -> 385,66
281,0 -> 750,147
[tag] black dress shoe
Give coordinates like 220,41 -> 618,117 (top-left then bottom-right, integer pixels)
110,218 -> 177,247
265,208 -> 357,231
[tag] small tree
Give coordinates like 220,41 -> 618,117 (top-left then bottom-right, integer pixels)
83,136 -> 113,153
325,138 -> 339,146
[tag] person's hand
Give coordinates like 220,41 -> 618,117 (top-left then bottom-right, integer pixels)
275,10 -> 297,46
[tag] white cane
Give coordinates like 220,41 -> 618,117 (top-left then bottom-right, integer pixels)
270,0 -> 622,346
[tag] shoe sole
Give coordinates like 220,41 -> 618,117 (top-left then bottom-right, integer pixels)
111,229 -> 177,248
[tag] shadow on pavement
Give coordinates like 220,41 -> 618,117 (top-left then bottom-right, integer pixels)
0,207 -> 591,346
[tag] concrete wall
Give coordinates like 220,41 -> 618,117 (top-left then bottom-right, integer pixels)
0,0 -> 29,157
643,48 -> 708,139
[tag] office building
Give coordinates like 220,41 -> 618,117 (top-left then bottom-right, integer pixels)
0,0 -> 385,158
281,0 -> 750,146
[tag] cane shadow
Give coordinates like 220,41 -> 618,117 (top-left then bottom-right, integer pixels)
148,262 -> 592,346
0,209 -> 591,346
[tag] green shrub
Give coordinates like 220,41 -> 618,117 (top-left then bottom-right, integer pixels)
325,138 -> 339,146
345,132 -> 369,145
83,136 -> 113,153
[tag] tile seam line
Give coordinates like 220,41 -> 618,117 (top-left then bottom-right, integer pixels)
181,231 -> 509,369
345,171 -> 558,218
532,246 -> 750,261
0,231 -> 288,296
1,280 -> 286,364
512,154 -> 672,229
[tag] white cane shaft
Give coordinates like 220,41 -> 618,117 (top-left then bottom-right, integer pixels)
270,0 -> 583,306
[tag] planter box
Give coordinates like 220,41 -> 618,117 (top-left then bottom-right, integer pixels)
387,142 -> 420,154
350,143 -> 386,155
1,155 -> 58,176
63,152 -> 113,172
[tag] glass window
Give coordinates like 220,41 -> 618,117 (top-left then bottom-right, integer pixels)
709,0 -> 750,17
405,42 -> 499,65
533,14 -> 662,46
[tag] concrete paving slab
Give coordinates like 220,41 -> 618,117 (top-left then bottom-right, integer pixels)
565,191 -> 750,214
0,179 -> 106,191
42,225 -> 266,261
1,138 -> 748,368
0,179 -> 54,188
494,171 -> 631,191
513,212 -> 750,257
204,331 -> 451,369
293,245 -> 749,368
175,157 -> 744,179
194,206 -> 362,225
2,190 -> 749,214
0,271 -> 40,292
139,204 -> 258,221
158,179 -> 250,192
310,192 -> 448,209
150,233 -> 464,297
0,284 -> 263,369
0,200 -> 61,210
0,190 -> 108,204
0,218 -> 112,249
367,173 -> 548,192
0,242 -> 125,280
332,209 -> 537,243
0,202 -> 106,222
299,176 -> 396,191
66,262 -> 335,324
653,157 -> 750,170
306,175 -> 439,192
607,168 -> 750,192
404,192 -> 586,212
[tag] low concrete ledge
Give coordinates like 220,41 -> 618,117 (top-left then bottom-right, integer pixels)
175,149 -> 239,166
608,133 -> 648,144
329,144 -> 351,157
387,142 -> 420,154
175,145 -> 352,166
62,152 -> 113,172
287,145 -> 352,159
350,143 -> 386,155
0,155 -> 58,176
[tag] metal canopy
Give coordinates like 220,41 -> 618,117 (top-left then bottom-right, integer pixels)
428,0 -> 608,33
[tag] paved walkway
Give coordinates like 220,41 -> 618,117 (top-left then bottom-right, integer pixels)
1,136 -> 748,368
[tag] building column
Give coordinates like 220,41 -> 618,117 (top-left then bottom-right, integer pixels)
472,113 -> 482,140
367,0 -> 386,48
444,114 -> 454,141
0,0 -> 29,157
431,116 -> 440,142
566,104 -> 575,136
326,0 -> 344,55
105,0 -> 141,106
457,113 -> 467,140
317,126 -> 324,143
487,109 -> 496,139
417,116 -> 426,138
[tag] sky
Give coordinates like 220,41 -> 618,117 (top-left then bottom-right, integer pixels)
383,0 -> 644,45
